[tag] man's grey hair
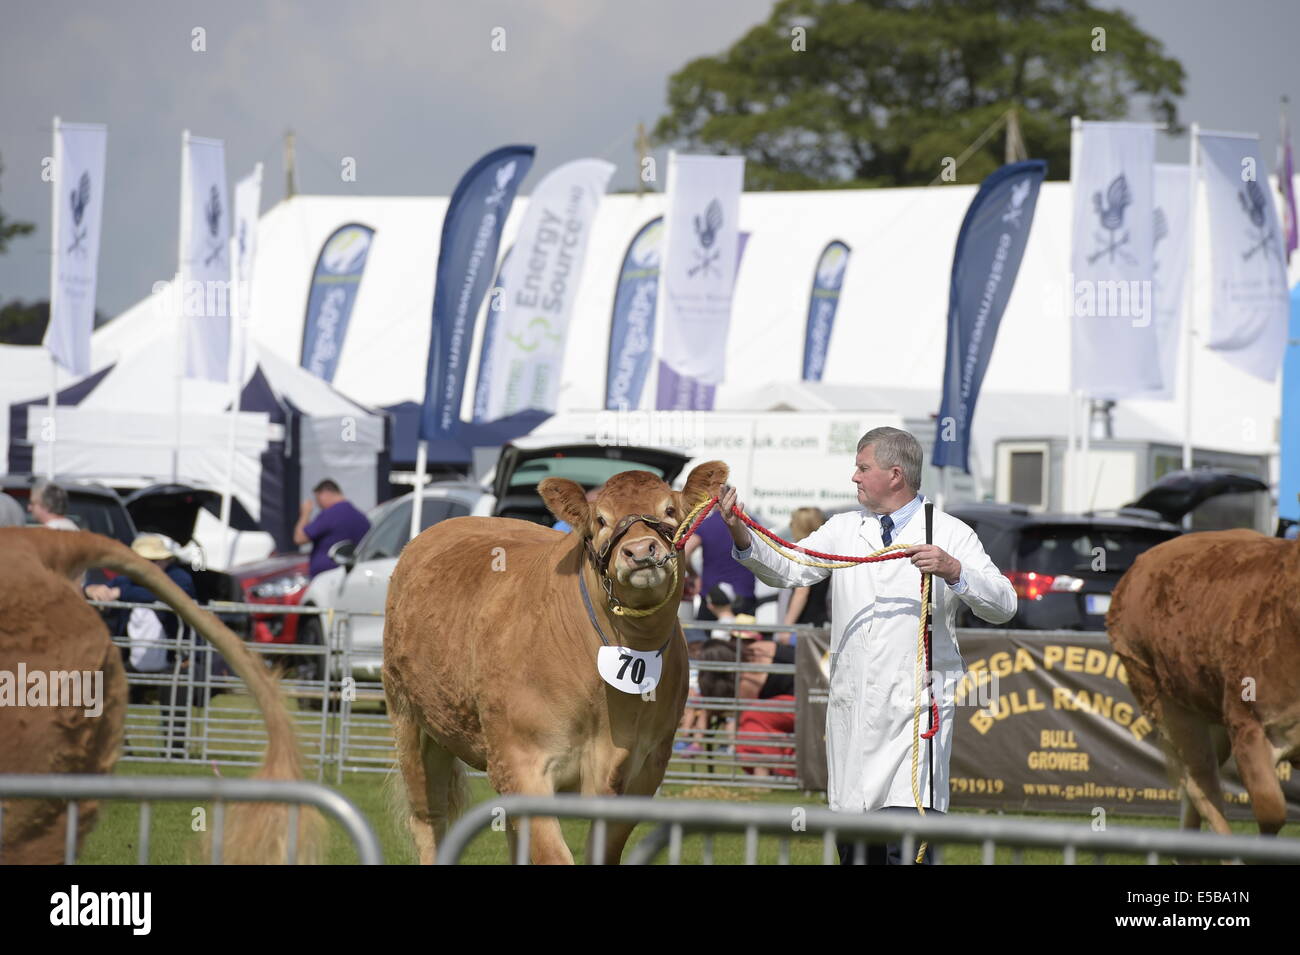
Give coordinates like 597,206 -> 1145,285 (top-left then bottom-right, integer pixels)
857,427 -> 923,491
32,479 -> 69,516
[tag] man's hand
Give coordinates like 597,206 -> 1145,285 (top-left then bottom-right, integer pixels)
717,485 -> 752,550
299,498 -> 315,518
904,545 -> 961,586
84,585 -> 121,602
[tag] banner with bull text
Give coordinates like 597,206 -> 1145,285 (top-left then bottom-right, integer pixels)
1070,122 -> 1161,398
472,245 -> 514,422
1200,132 -> 1290,382
181,133 -> 231,381
43,119 -> 107,376
656,153 -> 745,387
932,160 -> 1046,474
300,223 -> 375,383
480,158 -> 614,420
604,216 -> 663,410
801,240 -> 851,381
655,230 -> 749,411
419,145 -> 534,443
796,628 -> 1300,817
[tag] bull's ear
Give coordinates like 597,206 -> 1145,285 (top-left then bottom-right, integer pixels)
681,460 -> 729,511
539,478 -> 590,531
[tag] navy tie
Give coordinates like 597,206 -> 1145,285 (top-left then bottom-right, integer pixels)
880,514 -> 894,546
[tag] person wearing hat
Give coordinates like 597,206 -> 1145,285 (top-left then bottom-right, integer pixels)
85,534 -> 197,757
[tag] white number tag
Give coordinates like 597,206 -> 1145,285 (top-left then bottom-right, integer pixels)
596,645 -> 663,695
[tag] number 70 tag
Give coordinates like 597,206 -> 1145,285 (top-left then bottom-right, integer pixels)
596,645 -> 663,695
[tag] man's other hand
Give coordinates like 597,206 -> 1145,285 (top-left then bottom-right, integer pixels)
904,545 -> 962,586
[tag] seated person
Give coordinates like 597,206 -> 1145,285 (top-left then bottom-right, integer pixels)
85,534 -> 197,757
732,619 -> 797,778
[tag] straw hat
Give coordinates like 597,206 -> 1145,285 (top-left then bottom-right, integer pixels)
730,613 -> 761,639
131,533 -> 175,561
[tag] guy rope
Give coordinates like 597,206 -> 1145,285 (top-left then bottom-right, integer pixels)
674,494 -> 939,863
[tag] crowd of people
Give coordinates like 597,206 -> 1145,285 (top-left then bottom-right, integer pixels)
674,503 -> 834,780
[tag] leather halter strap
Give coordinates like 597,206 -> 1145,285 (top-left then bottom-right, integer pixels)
584,513 -> 678,577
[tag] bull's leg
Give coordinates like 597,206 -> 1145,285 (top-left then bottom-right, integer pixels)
588,748 -> 672,865
389,702 -> 438,864
490,753 -> 574,865
1225,709 -> 1286,837
1157,694 -> 1232,836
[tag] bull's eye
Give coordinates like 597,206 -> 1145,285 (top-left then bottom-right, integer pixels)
666,506 -> 676,519
597,516 -> 607,528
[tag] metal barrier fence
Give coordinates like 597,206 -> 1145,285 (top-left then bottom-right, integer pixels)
93,598 -> 811,789
0,773 -> 383,864
435,794 -> 1300,865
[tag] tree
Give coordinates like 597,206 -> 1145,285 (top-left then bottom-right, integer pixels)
654,0 -> 1185,188
0,154 -> 36,254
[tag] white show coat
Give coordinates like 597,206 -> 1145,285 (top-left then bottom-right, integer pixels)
734,498 -> 1016,813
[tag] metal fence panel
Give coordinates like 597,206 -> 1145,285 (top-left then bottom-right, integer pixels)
0,773 -> 383,864
434,794 -> 1300,865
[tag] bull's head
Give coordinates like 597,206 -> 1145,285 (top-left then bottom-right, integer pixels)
540,460 -> 729,608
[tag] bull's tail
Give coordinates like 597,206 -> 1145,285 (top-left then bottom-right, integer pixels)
13,528 -> 324,863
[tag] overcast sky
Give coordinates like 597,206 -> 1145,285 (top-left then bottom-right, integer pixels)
2,0 -> 1298,316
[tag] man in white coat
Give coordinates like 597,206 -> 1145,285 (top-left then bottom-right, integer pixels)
720,427 -> 1016,864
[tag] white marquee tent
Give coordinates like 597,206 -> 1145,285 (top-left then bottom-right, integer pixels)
4,177 -> 1285,497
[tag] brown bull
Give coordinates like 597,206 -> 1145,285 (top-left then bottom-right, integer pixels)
382,461 -> 728,864
1107,530 -> 1300,836
0,527 -> 320,864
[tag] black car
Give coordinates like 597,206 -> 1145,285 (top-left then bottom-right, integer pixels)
947,502 -> 1181,630
1,475 -> 247,617
948,466 -> 1271,630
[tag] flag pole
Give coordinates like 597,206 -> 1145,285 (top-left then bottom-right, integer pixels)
173,130 -> 190,485
409,439 -> 427,542
45,115 -> 61,480
218,163 -> 262,569
1067,115 -> 1082,512
1181,122 -> 1200,529
219,228 -> 240,569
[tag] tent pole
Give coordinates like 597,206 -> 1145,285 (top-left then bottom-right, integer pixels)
173,130 -> 190,485
218,233 -> 242,569
1181,123 -> 1200,530
409,439 -> 427,543
1080,395 -> 1091,512
45,115 -> 60,480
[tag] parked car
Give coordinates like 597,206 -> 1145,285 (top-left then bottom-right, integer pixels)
302,438 -> 693,680
946,502 -> 1180,630
948,467 -> 1270,630
229,552 -> 311,646
301,484 -> 483,680
1,476 -> 250,660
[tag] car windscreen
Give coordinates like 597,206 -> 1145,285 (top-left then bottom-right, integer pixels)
66,496 -> 135,545
507,457 -> 665,490
1015,525 -> 1177,576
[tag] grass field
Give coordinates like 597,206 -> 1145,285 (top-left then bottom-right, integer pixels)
66,692 -> 1300,864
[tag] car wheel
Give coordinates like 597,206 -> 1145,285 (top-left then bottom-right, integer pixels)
294,614 -> 328,711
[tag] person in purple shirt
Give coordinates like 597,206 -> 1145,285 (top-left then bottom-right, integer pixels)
294,479 -> 372,578
684,509 -> 757,619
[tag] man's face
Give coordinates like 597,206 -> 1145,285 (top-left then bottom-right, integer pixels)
28,496 -> 47,522
852,444 -> 899,512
